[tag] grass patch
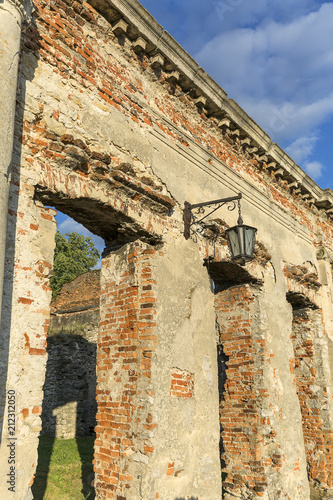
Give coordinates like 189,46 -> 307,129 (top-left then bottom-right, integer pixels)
32,436 -> 95,500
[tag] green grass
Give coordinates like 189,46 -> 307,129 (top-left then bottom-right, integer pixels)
32,436 -> 95,500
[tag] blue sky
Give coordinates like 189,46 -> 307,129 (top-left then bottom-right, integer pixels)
56,0 -> 333,249
139,0 -> 333,188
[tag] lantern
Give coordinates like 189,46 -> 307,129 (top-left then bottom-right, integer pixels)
226,217 -> 257,263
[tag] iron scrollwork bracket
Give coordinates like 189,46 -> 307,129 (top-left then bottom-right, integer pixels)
183,193 -> 242,240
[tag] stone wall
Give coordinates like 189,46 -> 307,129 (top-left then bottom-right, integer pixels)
41,328 -> 98,439
41,270 -> 100,439
2,0 -> 333,498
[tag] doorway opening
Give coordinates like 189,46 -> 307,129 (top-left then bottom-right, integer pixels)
32,210 -> 104,500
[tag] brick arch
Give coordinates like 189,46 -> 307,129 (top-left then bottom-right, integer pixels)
33,163 -> 169,250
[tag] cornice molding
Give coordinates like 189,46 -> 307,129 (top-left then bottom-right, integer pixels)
89,0 -> 333,214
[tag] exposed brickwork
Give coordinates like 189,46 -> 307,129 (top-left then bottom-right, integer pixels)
10,201 -> 56,360
51,269 -> 101,314
216,284 -> 264,497
290,308 -> 333,488
19,0 -> 333,253
3,0 -> 333,495
170,369 -> 194,399
215,284 -> 286,498
94,243 -> 159,499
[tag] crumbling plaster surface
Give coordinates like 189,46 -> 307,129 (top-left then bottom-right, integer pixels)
20,51 -> 326,265
258,267 -> 310,499
0,193 -> 56,500
0,0 -> 32,331
147,239 -> 222,499
1,0 -> 333,497
19,44 -> 325,258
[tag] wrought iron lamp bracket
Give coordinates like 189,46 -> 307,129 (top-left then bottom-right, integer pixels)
184,193 -> 242,240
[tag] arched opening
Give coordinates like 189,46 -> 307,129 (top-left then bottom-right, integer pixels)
32,211 -> 103,500
31,185 -> 162,499
287,291 -> 333,496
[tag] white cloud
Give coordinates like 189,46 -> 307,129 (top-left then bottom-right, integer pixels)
212,0 -> 322,29
140,0 -> 324,54
285,134 -> 319,164
195,3 -> 333,146
285,134 -> 325,180
303,161 -> 324,179
138,0 -> 331,186
59,218 -> 89,236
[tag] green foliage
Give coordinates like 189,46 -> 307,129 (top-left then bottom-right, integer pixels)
50,231 -> 100,297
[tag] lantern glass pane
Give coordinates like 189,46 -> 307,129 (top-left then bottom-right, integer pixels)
238,226 -> 245,257
244,226 -> 256,256
227,224 -> 257,261
227,227 -> 241,258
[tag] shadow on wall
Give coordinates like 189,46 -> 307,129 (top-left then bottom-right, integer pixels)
32,333 -> 96,499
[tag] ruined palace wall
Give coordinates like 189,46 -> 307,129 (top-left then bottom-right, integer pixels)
95,240 -> 221,499
17,0 -> 333,262
1,0 -> 333,498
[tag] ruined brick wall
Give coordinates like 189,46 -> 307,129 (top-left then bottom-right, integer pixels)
50,269 -> 100,316
95,243 -> 159,498
19,0 -> 333,253
215,284 -> 264,496
290,307 -> 333,489
215,283 -> 287,498
2,0 -> 333,497
95,239 -> 222,499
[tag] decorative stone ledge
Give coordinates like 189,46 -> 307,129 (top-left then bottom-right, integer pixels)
88,0 -> 333,214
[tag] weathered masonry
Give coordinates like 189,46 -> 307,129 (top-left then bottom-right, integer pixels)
42,270 -> 100,439
2,0 -> 333,498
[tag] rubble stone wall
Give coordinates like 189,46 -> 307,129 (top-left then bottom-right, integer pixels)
40,270 -> 100,439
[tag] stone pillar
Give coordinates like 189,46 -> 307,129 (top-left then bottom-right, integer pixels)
291,307 -> 333,490
0,0 -> 32,327
215,264 -> 310,499
0,198 -> 56,500
95,239 -> 222,499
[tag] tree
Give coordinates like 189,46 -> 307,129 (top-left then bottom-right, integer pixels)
50,231 -> 100,297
